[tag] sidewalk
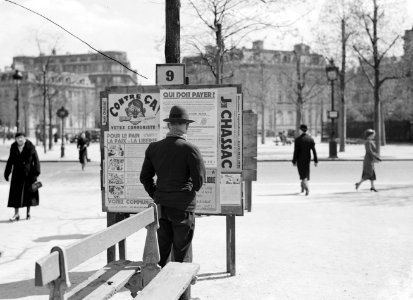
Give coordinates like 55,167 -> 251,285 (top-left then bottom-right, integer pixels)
0,138 -> 412,162
0,138 -> 412,299
259,137 -> 413,161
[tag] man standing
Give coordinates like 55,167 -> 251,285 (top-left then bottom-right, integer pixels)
292,124 -> 318,195
140,105 -> 205,299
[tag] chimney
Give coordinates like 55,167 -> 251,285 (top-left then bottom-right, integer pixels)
252,40 -> 264,50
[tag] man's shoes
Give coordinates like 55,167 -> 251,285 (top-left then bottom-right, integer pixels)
26,214 -> 31,220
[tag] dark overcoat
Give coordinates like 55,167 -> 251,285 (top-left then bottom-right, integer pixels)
292,133 -> 318,180
77,137 -> 89,164
4,140 -> 41,208
361,140 -> 381,180
140,136 -> 206,212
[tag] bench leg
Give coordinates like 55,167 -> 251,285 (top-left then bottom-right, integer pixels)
142,222 -> 161,286
49,278 -> 68,300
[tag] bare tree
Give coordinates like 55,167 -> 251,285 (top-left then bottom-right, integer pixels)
184,0 -> 296,83
243,62 -> 274,144
352,0 -> 405,153
313,0 -> 360,152
281,51 -> 325,134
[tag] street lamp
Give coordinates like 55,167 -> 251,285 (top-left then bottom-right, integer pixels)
325,59 -> 339,159
12,69 -> 23,132
56,106 -> 69,158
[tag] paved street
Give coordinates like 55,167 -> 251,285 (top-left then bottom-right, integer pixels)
0,159 -> 412,299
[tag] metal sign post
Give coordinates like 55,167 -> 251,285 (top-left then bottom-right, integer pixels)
56,106 -> 69,158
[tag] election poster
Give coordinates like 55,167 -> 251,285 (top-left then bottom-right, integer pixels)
218,87 -> 243,172
101,85 -> 243,215
160,89 -> 218,168
101,88 -> 160,212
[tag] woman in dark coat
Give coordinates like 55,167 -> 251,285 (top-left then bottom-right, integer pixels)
355,129 -> 381,192
77,132 -> 89,170
4,132 -> 41,221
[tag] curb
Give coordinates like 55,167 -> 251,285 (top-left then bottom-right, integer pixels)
259,158 -> 413,162
1,159 -> 411,163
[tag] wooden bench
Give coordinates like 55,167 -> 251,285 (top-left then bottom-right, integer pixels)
34,204 -> 199,299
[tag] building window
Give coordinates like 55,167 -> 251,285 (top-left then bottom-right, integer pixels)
287,111 -> 294,125
276,110 -> 283,125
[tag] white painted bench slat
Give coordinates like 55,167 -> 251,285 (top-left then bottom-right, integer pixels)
66,260 -> 142,300
35,207 -> 155,286
134,262 -> 199,300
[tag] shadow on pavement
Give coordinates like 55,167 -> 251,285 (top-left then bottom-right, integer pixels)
0,279 -> 48,298
315,185 -> 413,207
258,192 -> 303,196
0,271 -> 97,299
34,233 -> 91,242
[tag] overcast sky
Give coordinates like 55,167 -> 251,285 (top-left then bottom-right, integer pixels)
1,0 -> 412,84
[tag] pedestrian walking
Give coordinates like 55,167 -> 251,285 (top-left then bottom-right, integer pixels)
292,124 -> 318,195
77,132 -> 90,171
140,105 -> 206,300
4,132 -> 41,221
355,129 -> 381,192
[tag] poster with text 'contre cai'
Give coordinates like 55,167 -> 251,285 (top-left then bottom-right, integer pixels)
100,85 -> 243,215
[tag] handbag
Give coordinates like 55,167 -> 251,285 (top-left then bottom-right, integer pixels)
31,181 -> 43,192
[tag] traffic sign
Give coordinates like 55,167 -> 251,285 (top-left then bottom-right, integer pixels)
328,110 -> 338,119
56,106 -> 69,118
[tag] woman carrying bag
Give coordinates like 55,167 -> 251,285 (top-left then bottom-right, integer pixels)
4,132 -> 41,221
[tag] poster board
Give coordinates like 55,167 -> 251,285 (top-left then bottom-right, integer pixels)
100,84 -> 243,215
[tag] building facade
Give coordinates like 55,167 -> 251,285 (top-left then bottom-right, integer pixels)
184,41 -> 330,137
0,51 -> 137,138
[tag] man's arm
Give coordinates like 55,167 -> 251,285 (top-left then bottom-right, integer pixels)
139,147 -> 156,198
4,146 -> 13,181
188,146 -> 206,192
292,138 -> 298,165
311,140 -> 318,164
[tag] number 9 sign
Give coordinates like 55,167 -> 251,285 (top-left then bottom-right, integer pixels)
156,64 -> 185,85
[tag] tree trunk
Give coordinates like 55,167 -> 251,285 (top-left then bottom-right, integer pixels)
381,102 -> 386,145
43,69 -> 47,154
261,102 -> 265,144
339,19 -> 346,152
165,0 -> 180,63
48,95 -> 53,150
374,89 -> 381,154
295,102 -> 302,135
215,23 -> 222,84
372,0 -> 381,155
295,52 -> 303,135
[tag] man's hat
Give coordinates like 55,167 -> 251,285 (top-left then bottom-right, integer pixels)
299,124 -> 308,132
163,105 -> 194,123
15,132 -> 26,138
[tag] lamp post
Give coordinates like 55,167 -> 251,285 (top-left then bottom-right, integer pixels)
325,59 -> 339,159
12,69 -> 23,132
56,106 -> 69,158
